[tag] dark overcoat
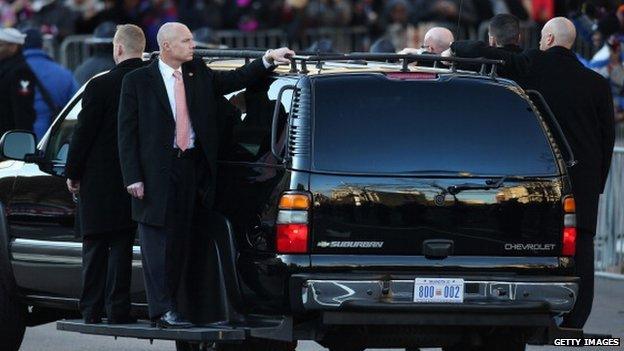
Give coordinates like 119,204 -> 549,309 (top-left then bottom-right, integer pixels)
451,42 -> 616,234
117,57 -> 270,226
65,58 -> 144,236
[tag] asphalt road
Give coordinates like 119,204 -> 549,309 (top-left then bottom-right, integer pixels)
20,276 -> 624,351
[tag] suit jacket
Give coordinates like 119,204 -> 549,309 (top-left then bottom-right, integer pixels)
451,41 -> 525,82
118,57 -> 271,226
65,58 -> 144,236
451,42 -> 616,233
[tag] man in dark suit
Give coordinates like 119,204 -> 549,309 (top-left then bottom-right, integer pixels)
442,13 -> 523,80
117,22 -> 294,328
0,28 -> 36,138
65,24 -> 146,324
449,17 -> 616,328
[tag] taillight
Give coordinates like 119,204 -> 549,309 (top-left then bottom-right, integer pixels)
562,196 -> 576,256
276,193 -> 311,253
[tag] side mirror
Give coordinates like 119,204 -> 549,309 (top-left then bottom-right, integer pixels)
0,130 -> 37,161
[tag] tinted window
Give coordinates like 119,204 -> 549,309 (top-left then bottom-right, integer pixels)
44,97 -> 81,164
312,76 -> 558,176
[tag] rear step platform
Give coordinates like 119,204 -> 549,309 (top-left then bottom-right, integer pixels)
57,315 -> 292,343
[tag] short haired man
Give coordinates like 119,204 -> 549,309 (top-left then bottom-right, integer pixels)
451,17 -> 615,329
0,28 -> 36,137
66,24 -> 147,325
488,13 -> 521,49
118,22 -> 294,328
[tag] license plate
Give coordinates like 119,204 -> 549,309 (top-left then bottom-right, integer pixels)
413,278 -> 464,303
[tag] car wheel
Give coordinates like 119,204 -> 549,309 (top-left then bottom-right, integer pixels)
0,255 -> 26,351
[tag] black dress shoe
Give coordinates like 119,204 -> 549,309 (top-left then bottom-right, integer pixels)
107,315 -> 138,324
154,311 -> 193,329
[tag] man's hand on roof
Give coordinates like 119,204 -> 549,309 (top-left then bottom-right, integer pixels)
398,48 -> 424,55
264,47 -> 296,65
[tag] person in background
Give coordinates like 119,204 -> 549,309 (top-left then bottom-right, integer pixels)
589,34 -> 624,123
369,37 -> 396,53
486,13 -> 522,51
117,22 -> 293,328
27,0 -> 77,40
398,26 -> 454,55
73,21 -> 116,85
67,0 -> 106,34
450,17 -> 616,329
23,28 -> 78,140
65,23 -> 146,325
0,27 -> 36,137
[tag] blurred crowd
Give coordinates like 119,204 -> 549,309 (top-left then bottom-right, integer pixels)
0,0 -> 621,50
3,0 -> 624,141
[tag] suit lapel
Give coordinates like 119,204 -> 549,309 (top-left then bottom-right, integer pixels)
147,60 -> 174,122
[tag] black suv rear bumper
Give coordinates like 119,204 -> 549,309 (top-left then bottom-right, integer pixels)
290,274 -> 578,315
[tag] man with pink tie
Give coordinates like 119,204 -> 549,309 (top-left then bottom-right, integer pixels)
117,22 -> 294,328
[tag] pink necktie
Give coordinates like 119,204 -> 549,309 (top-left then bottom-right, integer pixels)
173,71 -> 190,151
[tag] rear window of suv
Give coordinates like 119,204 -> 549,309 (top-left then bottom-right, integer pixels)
312,75 -> 559,176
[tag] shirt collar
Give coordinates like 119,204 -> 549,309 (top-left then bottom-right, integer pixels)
158,58 -> 181,78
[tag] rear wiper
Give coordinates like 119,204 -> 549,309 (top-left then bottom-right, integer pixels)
446,176 -> 508,195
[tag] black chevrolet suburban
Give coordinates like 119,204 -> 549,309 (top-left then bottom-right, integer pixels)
0,52 -> 582,351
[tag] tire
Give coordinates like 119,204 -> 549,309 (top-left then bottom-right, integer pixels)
215,338 -> 297,351
0,255 -> 26,351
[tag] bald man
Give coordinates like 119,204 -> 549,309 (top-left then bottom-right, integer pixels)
451,17 -> 615,329
118,22 -> 294,328
399,26 -> 454,55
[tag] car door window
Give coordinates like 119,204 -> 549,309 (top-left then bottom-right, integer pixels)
221,77 -> 295,162
43,97 -> 81,165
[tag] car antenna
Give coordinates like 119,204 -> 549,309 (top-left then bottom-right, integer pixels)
316,0 -> 323,74
455,0 -> 465,41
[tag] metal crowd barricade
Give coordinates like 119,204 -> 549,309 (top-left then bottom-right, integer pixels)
296,26 -> 369,52
214,29 -> 287,50
595,146 -> 624,274
214,27 -> 370,52
57,28 -> 372,72
59,34 -> 93,71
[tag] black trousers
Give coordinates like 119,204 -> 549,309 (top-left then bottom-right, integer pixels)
80,228 -> 135,321
561,231 -> 595,328
139,149 -> 198,319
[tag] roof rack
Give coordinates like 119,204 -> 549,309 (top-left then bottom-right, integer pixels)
155,49 -> 506,78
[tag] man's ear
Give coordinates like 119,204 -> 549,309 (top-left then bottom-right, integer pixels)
548,33 -> 555,47
488,35 -> 496,47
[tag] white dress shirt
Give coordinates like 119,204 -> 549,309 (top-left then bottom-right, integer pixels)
158,59 -> 196,149
157,55 -> 274,149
